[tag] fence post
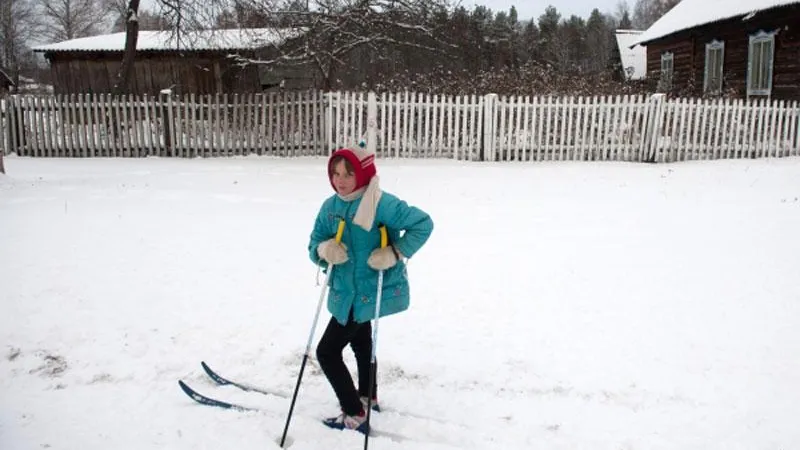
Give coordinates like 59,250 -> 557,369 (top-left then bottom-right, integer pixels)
482,93 -> 497,161
0,97 -> 4,170
325,91 -> 335,154
640,93 -> 666,163
366,91 -> 377,156
1,96 -> 8,172
7,95 -> 25,156
160,89 -> 174,157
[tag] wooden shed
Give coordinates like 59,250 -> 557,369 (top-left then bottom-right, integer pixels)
634,0 -> 800,100
32,28 -> 315,95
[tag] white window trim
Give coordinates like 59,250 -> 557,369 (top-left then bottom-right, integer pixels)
747,30 -> 776,98
660,52 -> 674,91
704,40 -> 725,95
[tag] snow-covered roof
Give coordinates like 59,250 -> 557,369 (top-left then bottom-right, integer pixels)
615,30 -> 647,80
32,28 -> 299,53
633,0 -> 800,46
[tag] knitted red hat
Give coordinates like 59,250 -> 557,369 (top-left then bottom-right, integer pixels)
328,145 -> 376,191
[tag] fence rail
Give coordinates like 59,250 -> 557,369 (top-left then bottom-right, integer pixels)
2,91 -> 799,162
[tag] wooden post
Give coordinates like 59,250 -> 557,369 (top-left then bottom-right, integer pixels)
639,93 -> 665,163
325,91 -> 334,154
160,89 -> 173,156
366,92 -> 377,156
1,96 -> 10,172
482,93 -> 497,162
9,95 -> 26,156
0,97 -> 4,169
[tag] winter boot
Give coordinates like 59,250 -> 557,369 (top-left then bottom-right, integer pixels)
322,409 -> 369,434
360,396 -> 381,412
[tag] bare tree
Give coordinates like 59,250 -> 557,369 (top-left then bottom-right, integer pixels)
39,0 -> 111,41
632,0 -> 680,29
107,0 -> 171,31
112,0 -> 140,94
149,0 -> 450,90
0,0 -> 40,87
157,0 -> 232,32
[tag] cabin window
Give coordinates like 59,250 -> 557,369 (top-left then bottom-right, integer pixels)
659,52 -> 674,91
704,40 -> 725,95
747,31 -> 775,97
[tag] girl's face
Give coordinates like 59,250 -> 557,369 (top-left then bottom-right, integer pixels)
331,159 -> 356,195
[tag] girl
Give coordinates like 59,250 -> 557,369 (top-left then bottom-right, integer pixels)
308,145 -> 433,433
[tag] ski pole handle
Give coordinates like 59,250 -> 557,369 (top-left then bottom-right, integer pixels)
336,219 -> 345,243
379,225 -> 388,249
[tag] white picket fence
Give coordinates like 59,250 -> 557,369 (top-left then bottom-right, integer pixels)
2,91 -> 799,162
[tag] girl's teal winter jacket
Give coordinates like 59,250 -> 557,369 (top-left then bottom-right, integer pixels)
308,192 -> 433,325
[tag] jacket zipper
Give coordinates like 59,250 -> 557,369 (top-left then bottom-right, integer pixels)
344,200 -> 357,308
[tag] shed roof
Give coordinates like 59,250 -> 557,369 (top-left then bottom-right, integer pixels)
633,0 -> 799,46
32,28 -> 299,53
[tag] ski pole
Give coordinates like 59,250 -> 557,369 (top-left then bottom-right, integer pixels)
280,219 -> 345,448
364,225 -> 388,450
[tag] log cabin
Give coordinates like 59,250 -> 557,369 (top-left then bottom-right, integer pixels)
633,0 -> 800,100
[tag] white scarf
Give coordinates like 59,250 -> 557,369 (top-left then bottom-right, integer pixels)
337,176 -> 382,231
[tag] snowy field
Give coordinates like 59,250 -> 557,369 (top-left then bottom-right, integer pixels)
1,155 -> 799,450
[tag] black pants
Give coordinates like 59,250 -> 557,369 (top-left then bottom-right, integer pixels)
316,312 -> 377,416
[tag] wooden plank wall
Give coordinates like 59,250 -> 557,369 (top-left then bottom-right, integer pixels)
46,51 -> 263,96
645,5 -> 800,100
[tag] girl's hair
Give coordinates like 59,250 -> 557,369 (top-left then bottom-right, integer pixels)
329,155 -> 354,176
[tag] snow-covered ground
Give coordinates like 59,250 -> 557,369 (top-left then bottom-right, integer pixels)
1,155 -> 799,450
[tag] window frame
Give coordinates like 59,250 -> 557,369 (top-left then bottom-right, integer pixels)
704,40 -> 725,95
747,30 -> 776,97
660,52 -> 674,91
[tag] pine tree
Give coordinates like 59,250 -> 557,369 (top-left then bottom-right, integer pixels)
619,10 -> 633,29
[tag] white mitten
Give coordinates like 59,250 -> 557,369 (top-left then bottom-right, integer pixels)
317,239 -> 348,265
367,246 -> 403,271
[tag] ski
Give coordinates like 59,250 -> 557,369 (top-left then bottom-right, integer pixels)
177,379 -> 411,443
178,380 -> 259,412
201,361 -> 384,413
197,362 -> 462,428
201,361 -> 289,398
